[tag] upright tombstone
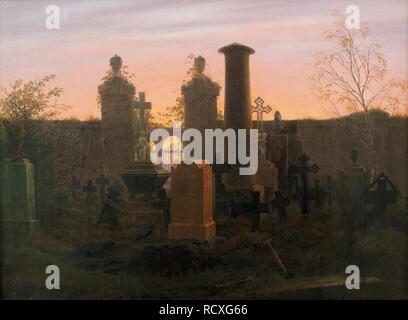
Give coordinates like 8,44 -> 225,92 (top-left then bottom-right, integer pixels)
268,134 -> 289,192
289,153 -> 320,214
182,56 -> 220,139
96,173 -> 109,204
0,158 -> 36,234
0,120 -> 37,235
168,163 -> 215,241
219,43 -> 255,190
336,149 -> 369,205
98,55 -> 136,178
287,122 -> 304,167
254,132 -> 279,201
68,175 -> 81,202
360,173 -> 400,224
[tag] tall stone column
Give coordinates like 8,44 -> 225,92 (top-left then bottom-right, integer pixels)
98,55 -> 135,179
218,43 -> 255,190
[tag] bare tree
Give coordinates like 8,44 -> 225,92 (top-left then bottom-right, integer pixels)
312,11 -> 407,173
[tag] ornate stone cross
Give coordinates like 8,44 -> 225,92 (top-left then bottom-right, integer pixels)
252,96 -> 272,132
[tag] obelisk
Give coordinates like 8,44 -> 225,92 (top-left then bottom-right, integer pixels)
218,43 -> 255,190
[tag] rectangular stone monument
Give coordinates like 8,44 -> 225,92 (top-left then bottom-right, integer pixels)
168,163 -> 215,241
268,134 -> 289,192
336,149 -> 370,204
0,158 -> 37,234
337,166 -> 368,204
255,160 -> 278,201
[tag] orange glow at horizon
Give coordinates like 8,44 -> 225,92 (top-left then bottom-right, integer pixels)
0,0 -> 406,121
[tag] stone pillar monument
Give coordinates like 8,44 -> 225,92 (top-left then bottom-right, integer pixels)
182,56 -> 220,136
98,55 -> 135,178
218,43 -> 255,190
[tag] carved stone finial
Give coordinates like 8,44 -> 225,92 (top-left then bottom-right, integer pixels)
194,55 -> 205,76
110,54 -> 122,77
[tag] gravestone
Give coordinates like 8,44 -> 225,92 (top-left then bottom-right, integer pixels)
268,134 -> 289,192
96,173 -> 109,204
121,88 -> 169,200
255,159 -> 278,202
252,96 -> 272,132
68,175 -> 81,202
242,191 -> 269,232
83,180 -> 97,226
106,180 -> 124,204
251,97 -> 278,201
219,43 -> 255,190
273,110 -> 282,134
289,153 -> 320,214
0,158 -> 37,235
271,191 -> 290,224
287,122 -> 304,167
133,91 -> 151,139
156,188 -> 171,230
98,55 -> 136,179
168,163 -> 215,240
361,173 -> 401,224
337,149 -> 369,205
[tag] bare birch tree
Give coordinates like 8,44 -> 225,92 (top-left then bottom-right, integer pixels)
312,11 -> 407,173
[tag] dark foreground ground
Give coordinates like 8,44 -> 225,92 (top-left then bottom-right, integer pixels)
1,201 -> 407,299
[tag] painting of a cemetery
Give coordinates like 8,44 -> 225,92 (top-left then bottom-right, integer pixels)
0,1 -> 407,299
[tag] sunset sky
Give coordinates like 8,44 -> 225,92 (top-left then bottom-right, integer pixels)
0,0 -> 407,120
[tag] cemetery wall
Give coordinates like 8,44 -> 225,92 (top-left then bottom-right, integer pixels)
3,115 -> 407,197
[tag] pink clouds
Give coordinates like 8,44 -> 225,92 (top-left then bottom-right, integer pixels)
0,0 -> 406,120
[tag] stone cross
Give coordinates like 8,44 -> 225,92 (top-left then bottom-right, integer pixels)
242,191 -> 269,232
289,153 -> 320,214
96,173 -> 109,204
361,173 -> 400,224
252,96 -> 272,132
68,175 -> 81,202
133,92 -> 152,134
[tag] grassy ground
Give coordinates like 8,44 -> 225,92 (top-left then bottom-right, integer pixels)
1,202 -> 407,299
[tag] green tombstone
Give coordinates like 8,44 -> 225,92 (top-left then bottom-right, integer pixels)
0,155 -> 37,235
